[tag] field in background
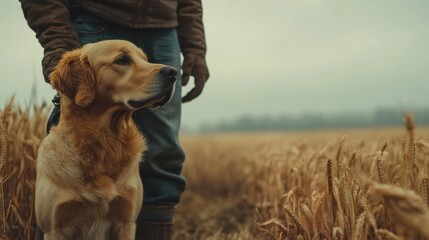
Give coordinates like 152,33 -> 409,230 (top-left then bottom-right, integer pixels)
1,100 -> 429,239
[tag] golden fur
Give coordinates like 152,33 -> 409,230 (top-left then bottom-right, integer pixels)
36,40 -> 172,240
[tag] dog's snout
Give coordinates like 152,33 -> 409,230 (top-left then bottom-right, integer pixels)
160,66 -> 177,83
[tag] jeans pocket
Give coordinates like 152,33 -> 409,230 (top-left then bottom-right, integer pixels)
72,12 -> 107,44
74,21 -> 106,34
150,29 -> 181,67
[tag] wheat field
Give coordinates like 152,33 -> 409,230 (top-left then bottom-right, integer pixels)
1,99 -> 429,240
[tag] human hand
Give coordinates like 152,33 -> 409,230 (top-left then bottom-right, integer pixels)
181,54 -> 209,103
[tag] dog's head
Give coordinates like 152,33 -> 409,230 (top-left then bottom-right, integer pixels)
50,40 -> 176,109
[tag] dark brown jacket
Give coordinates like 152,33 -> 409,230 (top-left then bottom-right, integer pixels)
19,0 -> 206,82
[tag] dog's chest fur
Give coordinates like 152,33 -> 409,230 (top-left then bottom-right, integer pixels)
39,122 -> 146,199
77,129 -> 145,181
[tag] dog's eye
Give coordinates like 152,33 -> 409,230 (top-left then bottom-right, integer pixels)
114,55 -> 130,65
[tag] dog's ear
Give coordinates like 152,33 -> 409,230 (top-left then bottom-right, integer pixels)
50,49 -> 96,107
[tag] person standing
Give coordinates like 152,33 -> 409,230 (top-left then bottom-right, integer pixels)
19,0 -> 209,239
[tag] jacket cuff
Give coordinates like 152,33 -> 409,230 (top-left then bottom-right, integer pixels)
182,49 -> 206,58
42,39 -> 81,83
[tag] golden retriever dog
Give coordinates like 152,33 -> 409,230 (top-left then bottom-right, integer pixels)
35,40 -> 177,240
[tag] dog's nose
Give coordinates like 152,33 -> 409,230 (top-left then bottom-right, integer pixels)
160,66 -> 177,83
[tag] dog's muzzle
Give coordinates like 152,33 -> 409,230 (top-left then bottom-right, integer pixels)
127,66 -> 177,109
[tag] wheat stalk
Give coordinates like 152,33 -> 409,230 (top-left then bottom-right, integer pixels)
376,229 -> 401,240
421,177 -> 429,207
373,204 -> 385,228
347,150 -> 357,169
10,204 -> 24,228
299,204 -> 313,236
360,197 -> 377,232
312,191 -> 325,234
405,114 -> 414,142
326,159 -> 334,199
352,212 -> 366,240
335,136 -> 346,178
376,143 -> 387,184
326,158 -> 339,225
0,116 -> 7,235
405,114 -> 419,182
285,207 -> 310,240
372,183 -> 429,237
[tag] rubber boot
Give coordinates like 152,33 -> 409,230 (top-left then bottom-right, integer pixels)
34,226 -> 44,240
135,222 -> 173,240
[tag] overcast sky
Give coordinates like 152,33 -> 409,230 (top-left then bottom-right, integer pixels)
1,0 -> 429,129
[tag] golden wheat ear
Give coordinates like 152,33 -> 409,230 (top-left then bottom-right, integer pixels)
50,49 -> 96,108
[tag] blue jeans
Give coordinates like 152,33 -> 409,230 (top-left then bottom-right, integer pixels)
47,6 -> 186,223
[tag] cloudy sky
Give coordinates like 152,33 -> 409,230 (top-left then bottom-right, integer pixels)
1,0 -> 429,130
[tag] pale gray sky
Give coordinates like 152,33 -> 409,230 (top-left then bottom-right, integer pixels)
1,0 -> 429,129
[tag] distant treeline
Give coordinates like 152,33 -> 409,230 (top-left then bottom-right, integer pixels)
198,108 -> 429,133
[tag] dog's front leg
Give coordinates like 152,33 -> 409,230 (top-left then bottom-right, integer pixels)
108,196 -> 137,240
44,232 -> 65,240
45,231 -> 77,240
50,199 -> 88,240
109,222 -> 136,240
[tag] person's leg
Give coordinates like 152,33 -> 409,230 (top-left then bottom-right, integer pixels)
133,28 -> 186,239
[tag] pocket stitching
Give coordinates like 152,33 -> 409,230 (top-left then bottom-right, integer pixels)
73,21 -> 107,35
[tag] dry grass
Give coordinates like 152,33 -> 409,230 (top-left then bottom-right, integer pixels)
0,98 -> 48,239
176,124 -> 429,239
1,99 -> 429,239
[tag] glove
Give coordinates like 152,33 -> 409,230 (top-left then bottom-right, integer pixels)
181,54 -> 209,103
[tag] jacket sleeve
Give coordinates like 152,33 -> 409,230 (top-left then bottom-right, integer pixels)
177,0 -> 207,57
19,0 -> 81,83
